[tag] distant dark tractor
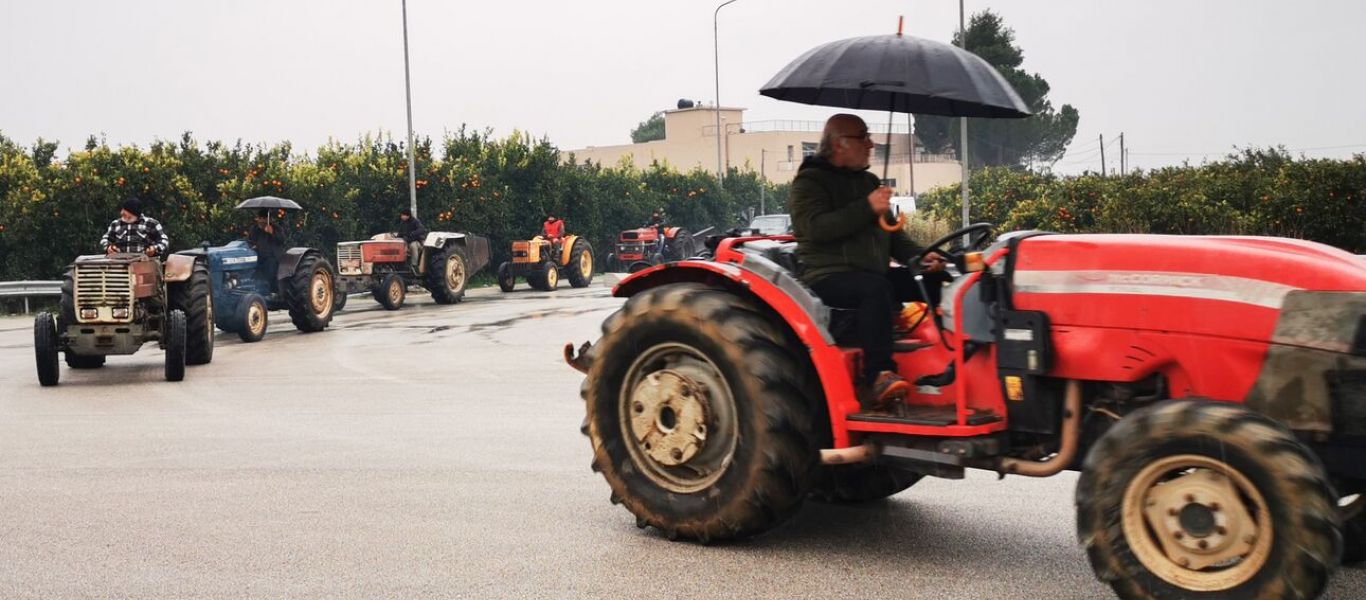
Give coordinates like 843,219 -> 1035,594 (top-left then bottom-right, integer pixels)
606,225 -> 700,273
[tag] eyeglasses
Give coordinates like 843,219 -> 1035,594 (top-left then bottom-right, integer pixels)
840,132 -> 872,141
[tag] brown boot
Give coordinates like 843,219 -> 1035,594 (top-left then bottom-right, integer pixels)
860,371 -> 910,412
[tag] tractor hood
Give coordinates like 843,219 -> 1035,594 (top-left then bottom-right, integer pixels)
202,240 -> 260,272
1005,234 -> 1366,345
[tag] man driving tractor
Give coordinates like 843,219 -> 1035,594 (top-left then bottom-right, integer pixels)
101,197 -> 169,257
247,208 -> 287,292
789,114 -> 946,412
397,208 -> 428,271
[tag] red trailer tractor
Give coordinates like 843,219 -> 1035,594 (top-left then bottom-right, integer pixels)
567,224 -> 1366,599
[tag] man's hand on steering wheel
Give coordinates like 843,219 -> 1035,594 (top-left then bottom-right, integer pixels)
912,222 -> 996,272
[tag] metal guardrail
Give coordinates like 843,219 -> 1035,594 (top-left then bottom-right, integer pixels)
0,281 -> 62,314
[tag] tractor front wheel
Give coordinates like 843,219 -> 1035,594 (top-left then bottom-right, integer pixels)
427,245 -> 469,304
375,274 -> 406,310
235,293 -> 269,343
497,262 -> 516,292
286,253 -> 337,332
567,239 -> 594,288
34,312 -> 60,387
1076,400 -> 1341,600
583,283 -> 820,542
164,309 -> 187,382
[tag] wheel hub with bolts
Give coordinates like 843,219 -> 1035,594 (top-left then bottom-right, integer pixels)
629,370 -> 709,467
311,272 -> 331,313
1124,454 -> 1272,591
618,342 -> 738,494
446,255 -> 464,291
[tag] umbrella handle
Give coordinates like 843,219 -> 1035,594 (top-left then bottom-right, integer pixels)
879,212 -> 905,232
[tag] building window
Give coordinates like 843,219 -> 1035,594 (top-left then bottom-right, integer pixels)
786,145 -> 794,162
881,178 -> 897,188
873,143 -> 889,163
801,142 -> 817,158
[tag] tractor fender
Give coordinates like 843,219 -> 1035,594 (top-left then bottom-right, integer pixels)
277,247 -> 319,281
163,253 -> 200,282
559,235 -> 580,266
425,232 -> 491,274
614,260 -> 862,447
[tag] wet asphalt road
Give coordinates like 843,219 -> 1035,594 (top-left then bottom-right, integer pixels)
1,283 -> 1362,599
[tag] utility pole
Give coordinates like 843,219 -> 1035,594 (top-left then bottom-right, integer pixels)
1099,133 -> 1107,177
760,149 -> 766,215
959,0 -> 970,235
713,0 -> 741,189
401,0 -> 418,216
907,113 -> 917,197
1120,132 -> 1126,176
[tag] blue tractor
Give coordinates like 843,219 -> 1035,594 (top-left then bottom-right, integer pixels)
179,196 -> 338,343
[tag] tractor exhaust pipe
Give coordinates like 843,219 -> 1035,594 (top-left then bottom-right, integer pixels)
998,379 -> 1083,477
564,341 -> 593,374
820,444 -> 876,465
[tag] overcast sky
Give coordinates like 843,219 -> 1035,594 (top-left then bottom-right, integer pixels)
3,0 -> 1364,175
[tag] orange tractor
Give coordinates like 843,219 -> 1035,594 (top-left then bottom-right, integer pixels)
497,235 -> 594,292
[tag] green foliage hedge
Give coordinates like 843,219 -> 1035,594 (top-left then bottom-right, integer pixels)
0,129 -> 773,280
917,149 -> 1365,254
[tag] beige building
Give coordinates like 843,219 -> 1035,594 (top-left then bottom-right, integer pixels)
562,105 -> 961,196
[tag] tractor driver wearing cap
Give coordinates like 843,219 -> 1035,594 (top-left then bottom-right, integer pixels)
101,197 -> 169,257
789,113 -> 946,413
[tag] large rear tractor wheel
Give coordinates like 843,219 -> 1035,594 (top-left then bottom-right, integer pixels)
34,312 -> 60,387
497,262 -> 516,292
235,293 -> 269,343
170,259 -> 214,365
374,274 -> 406,310
1343,493 -> 1366,564
810,464 -> 922,504
427,245 -> 469,304
1076,400 -> 1341,600
65,353 -> 105,369
582,283 -> 820,542
567,239 -> 594,288
286,253 -> 337,332
164,309 -> 187,382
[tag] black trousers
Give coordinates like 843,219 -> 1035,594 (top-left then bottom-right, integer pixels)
809,267 -> 950,384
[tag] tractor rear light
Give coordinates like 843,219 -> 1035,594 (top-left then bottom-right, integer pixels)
80,308 -> 98,320
963,252 -> 986,272
112,308 -> 130,320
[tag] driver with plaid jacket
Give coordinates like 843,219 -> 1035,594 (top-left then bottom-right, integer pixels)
100,197 -> 169,257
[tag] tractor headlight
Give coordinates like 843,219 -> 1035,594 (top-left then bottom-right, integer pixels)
224,273 -> 238,290
112,308 -> 130,320
80,308 -> 98,320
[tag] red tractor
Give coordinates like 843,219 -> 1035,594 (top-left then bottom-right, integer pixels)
567,224 -> 1366,599
605,225 -> 698,273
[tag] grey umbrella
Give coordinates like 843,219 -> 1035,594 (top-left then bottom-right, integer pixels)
234,196 -> 303,211
759,33 -> 1030,118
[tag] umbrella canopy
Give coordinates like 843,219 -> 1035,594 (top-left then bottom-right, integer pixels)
760,34 -> 1030,118
234,196 -> 302,211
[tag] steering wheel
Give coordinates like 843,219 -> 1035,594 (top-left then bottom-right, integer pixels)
912,222 -> 995,269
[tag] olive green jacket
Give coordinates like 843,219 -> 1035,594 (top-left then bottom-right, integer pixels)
788,156 -> 922,284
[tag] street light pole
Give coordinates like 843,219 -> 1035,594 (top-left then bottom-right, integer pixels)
959,0 -> 970,235
402,0 -> 418,217
713,0 -> 740,189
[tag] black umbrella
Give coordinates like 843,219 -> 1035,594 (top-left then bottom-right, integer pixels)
234,196 -> 303,211
760,26 -> 1030,231
759,33 -> 1030,118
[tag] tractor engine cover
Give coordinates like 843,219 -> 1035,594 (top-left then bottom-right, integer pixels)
361,240 -> 407,264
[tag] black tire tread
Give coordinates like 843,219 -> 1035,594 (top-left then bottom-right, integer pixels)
427,245 -> 468,304
566,239 -> 593,288
164,309 -> 186,382
34,312 -> 60,386
169,259 -> 213,365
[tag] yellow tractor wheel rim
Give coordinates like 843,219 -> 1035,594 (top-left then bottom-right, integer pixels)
580,248 -> 593,278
